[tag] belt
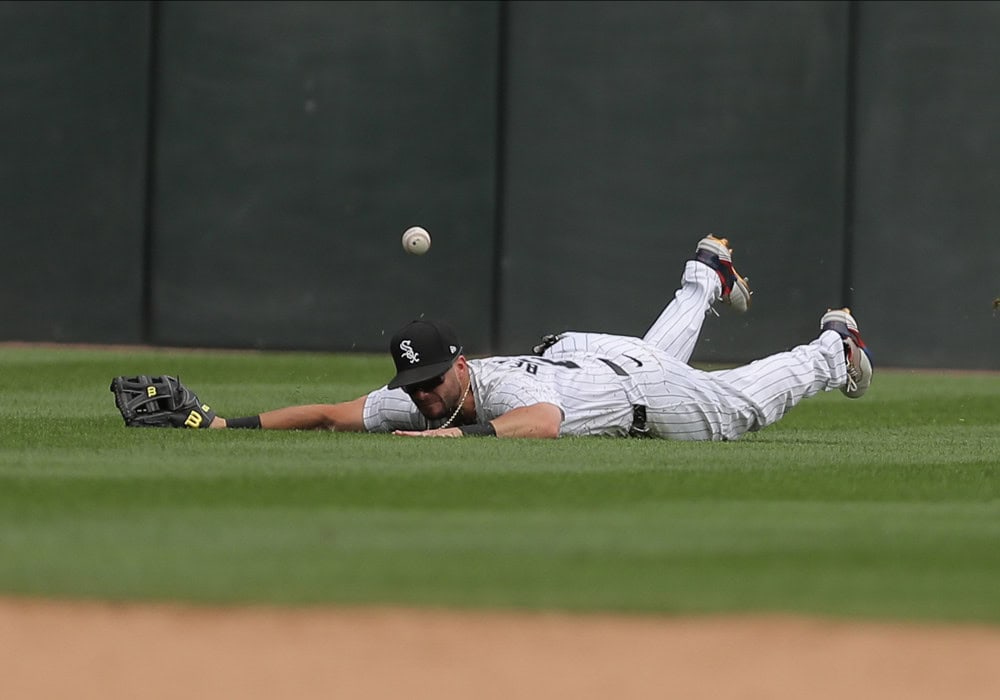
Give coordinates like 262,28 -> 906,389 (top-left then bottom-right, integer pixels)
537,353 -> 646,436
597,359 -> 647,437
629,404 -> 651,438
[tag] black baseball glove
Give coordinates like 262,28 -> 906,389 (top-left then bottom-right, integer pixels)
110,375 -> 217,429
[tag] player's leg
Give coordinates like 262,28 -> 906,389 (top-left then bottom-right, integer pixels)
640,259 -> 718,362
534,236 -> 751,363
642,236 -> 752,362
709,308 -> 873,434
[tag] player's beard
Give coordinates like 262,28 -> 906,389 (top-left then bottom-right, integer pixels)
416,398 -> 448,421
412,386 -> 459,422
437,378 -> 472,428
412,395 -> 446,421
409,368 -> 471,426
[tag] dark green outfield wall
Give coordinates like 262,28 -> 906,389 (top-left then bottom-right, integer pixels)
0,1 -> 150,343
2,1 -> 998,368
499,1 -> 849,361
850,1 -> 1000,370
149,1 -> 499,352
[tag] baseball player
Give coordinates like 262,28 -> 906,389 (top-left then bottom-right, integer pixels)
111,236 -> 872,440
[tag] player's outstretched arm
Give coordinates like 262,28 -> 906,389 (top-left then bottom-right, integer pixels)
491,402 -> 562,438
111,375 -> 370,432
394,402 -> 563,439
212,395 -> 368,432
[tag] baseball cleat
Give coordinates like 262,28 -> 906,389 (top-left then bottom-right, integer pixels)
820,307 -> 873,399
694,235 -> 752,312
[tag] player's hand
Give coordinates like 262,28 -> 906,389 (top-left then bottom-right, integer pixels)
393,427 -> 463,438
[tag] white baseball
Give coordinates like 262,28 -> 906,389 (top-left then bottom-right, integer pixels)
402,226 -> 431,255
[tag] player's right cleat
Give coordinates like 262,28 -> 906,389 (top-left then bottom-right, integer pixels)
820,307 -> 873,399
694,235 -> 752,312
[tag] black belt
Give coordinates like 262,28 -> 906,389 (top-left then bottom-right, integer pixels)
535,351 -> 645,436
629,404 -> 651,438
595,359 -> 647,437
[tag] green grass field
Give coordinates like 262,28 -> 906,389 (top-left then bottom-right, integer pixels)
1,346 -> 998,623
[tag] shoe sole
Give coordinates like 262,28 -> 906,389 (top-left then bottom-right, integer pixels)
820,307 -> 872,398
697,236 -> 751,312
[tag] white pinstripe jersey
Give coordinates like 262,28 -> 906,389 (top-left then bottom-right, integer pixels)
362,352 -> 638,436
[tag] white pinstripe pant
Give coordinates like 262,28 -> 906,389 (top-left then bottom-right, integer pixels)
545,261 -> 849,440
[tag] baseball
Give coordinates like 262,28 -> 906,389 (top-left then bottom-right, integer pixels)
402,226 -> 431,255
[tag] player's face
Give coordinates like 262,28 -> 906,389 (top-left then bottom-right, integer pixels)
403,365 -> 463,420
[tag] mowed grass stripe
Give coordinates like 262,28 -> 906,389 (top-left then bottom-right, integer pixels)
1,502 -> 996,620
0,347 -> 998,622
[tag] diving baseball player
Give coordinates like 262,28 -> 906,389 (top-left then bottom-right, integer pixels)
111,236 -> 872,440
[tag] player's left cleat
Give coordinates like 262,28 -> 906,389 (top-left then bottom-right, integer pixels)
820,307 -> 873,399
694,235 -> 752,312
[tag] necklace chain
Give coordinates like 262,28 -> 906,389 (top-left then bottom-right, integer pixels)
439,378 -> 472,429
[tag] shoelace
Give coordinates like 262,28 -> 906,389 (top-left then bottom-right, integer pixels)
844,344 -> 860,393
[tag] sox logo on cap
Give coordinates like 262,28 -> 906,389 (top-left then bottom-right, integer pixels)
400,340 -> 419,364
